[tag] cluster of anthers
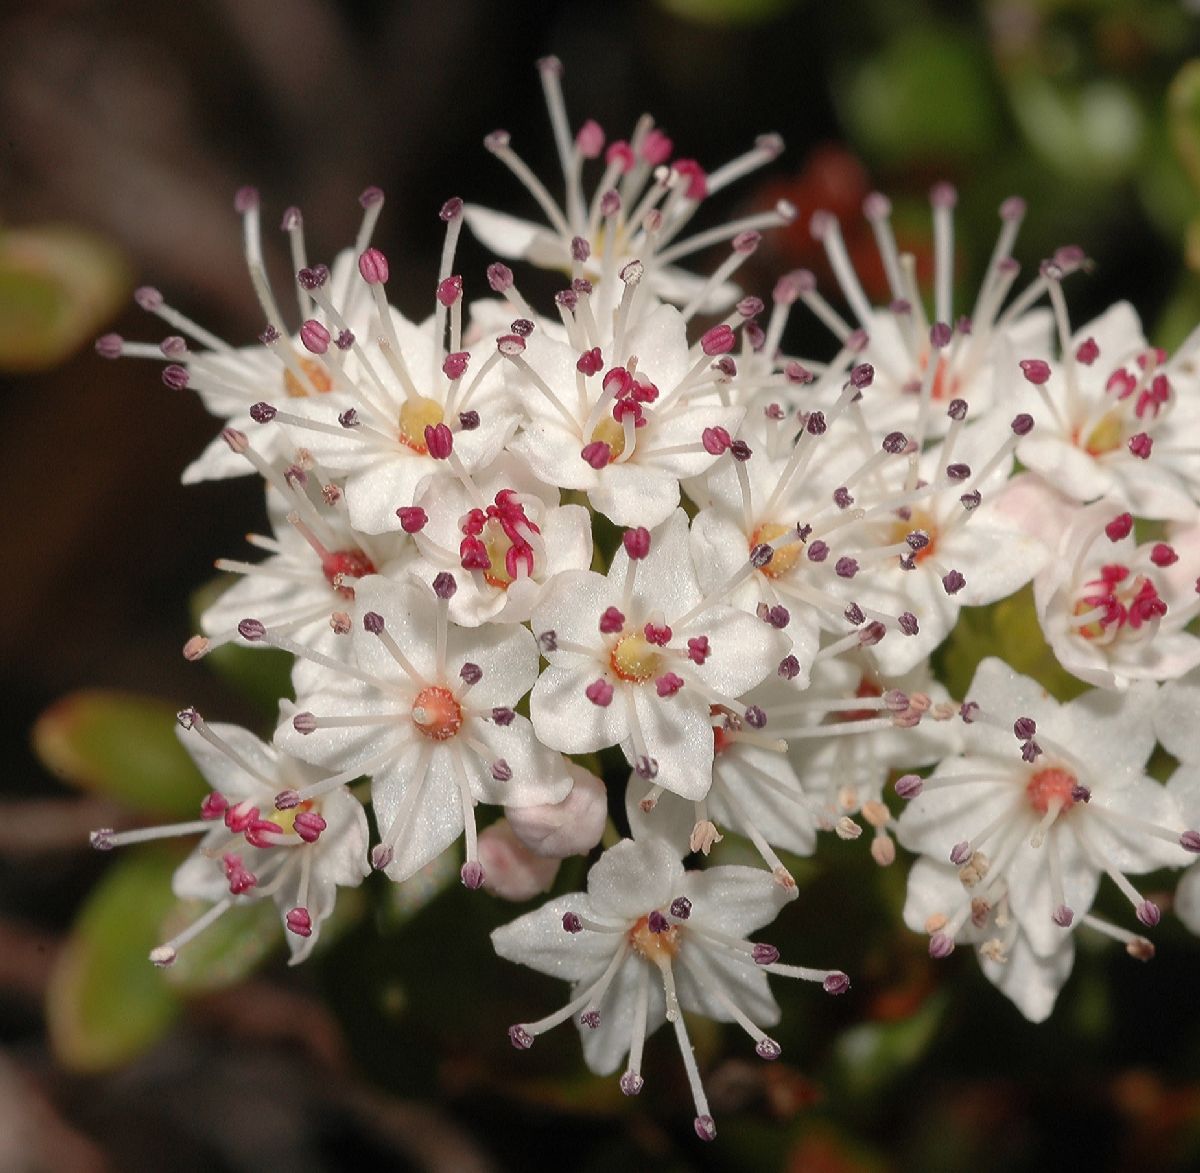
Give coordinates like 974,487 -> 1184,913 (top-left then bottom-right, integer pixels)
90,57 -> 1200,1138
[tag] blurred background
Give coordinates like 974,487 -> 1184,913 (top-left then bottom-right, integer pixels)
3,0 -> 1200,1169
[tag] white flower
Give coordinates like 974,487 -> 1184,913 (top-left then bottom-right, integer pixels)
776,655 -> 962,864
90,713 -> 370,965
625,677 -> 819,889
530,510 -> 787,800
96,188 -> 387,482
463,57 -> 793,317
194,444 -> 413,662
1033,500 -> 1200,688
491,837 -> 846,1140
406,456 -> 592,627
895,660 -> 1190,990
266,573 -> 572,885
903,857 -> 1075,1022
1156,670 -> 1200,937
503,291 -> 746,528
822,407 -> 1051,675
799,187 -> 1053,437
1015,301 -> 1200,520
249,201 -> 520,535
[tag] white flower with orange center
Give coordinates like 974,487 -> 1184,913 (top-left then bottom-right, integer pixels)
95,187 -> 391,483
1015,300 -> 1200,520
798,186 -> 1053,437
822,406 -> 1051,675
262,573 -> 572,886
895,659 -> 1193,1009
529,510 -> 788,801
492,837 -> 847,1142
1034,501 -> 1200,689
89,712 -> 370,966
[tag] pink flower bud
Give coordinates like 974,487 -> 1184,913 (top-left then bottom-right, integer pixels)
505,766 -> 607,858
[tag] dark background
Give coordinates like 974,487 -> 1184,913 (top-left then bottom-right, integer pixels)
2,1 -> 1199,1169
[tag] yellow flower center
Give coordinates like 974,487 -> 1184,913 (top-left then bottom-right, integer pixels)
610,633 -> 660,683
398,396 -> 445,454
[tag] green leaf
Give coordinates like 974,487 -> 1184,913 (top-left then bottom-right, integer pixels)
830,991 -> 946,1101
1169,58 -> 1200,194
164,899 -> 282,995
46,849 -> 183,1072
33,690 -> 209,818
655,0 -> 800,25
0,225 -> 129,372
840,29 -> 1001,163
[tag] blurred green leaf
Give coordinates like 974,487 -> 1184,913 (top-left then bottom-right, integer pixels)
840,29 -> 1001,163
33,689 -> 208,818
0,224 -> 129,372
1169,58 -> 1200,194
831,991 -> 946,1101
46,849 -> 182,1072
655,0 -> 799,25
164,899 -> 282,995
1009,74 -> 1144,181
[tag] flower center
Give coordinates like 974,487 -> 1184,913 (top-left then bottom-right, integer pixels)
628,913 -> 681,963
321,549 -> 377,599
1073,565 -> 1166,641
749,521 -> 803,578
839,677 -> 882,723
1026,766 -> 1078,816
1081,408 -> 1124,457
890,509 -> 938,563
270,798 -> 315,837
284,357 -> 334,398
609,633 -> 661,683
917,350 -> 957,402
411,686 -> 463,740
398,396 -> 445,454
589,416 -> 626,462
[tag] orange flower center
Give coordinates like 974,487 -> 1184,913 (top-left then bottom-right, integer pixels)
284,357 -> 334,398
1026,767 -> 1078,816
749,521 -> 803,579
411,686 -> 463,741
628,914 -> 681,963
321,549 -> 377,599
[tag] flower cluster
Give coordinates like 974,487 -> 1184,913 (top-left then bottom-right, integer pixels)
90,58 -> 1200,1138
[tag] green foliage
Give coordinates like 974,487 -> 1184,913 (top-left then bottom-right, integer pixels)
46,849 -> 183,1072
0,225 -> 129,372
33,690 -> 209,818
840,29 -> 1001,164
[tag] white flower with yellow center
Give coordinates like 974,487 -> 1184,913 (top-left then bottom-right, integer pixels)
405,455 -> 592,627
89,713 -> 370,966
530,510 -> 787,801
1015,301 -> 1200,520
